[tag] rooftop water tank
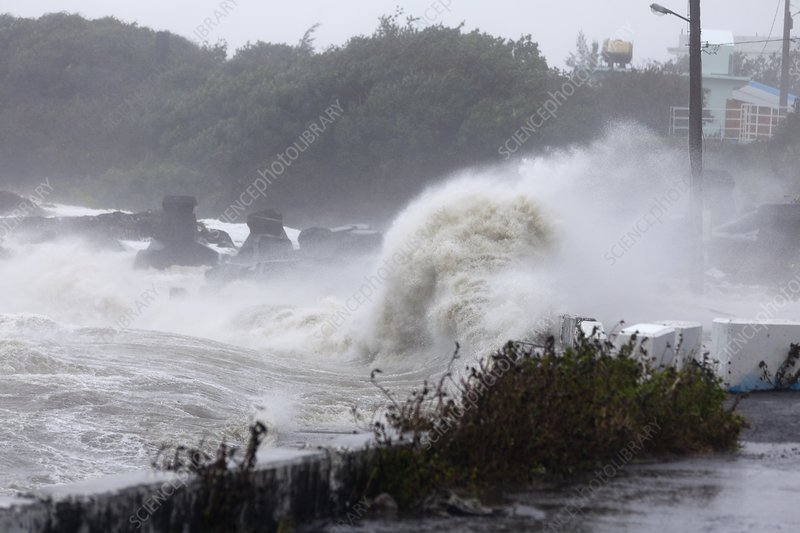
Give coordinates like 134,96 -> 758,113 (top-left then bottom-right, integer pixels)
602,39 -> 633,68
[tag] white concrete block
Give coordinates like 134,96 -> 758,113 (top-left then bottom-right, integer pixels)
711,318 -> 800,392
558,315 -> 606,350
613,324 -> 676,366
579,320 -> 607,341
654,320 -> 703,368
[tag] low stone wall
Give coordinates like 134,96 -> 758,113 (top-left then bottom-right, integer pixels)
0,435 -> 372,532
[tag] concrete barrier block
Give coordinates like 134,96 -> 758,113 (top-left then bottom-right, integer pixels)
654,320 -> 703,367
579,320 -> 607,341
558,315 -> 607,350
711,318 -> 800,392
613,324 -> 676,366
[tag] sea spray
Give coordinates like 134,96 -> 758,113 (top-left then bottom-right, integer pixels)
361,183 -> 554,358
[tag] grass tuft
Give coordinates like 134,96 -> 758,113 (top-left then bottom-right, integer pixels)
154,422 -> 268,531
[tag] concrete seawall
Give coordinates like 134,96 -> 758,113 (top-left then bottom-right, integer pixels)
0,434 -> 373,532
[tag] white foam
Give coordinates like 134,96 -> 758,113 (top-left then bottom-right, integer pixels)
41,203 -> 126,218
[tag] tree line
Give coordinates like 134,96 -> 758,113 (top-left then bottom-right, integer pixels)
0,12 -> 705,222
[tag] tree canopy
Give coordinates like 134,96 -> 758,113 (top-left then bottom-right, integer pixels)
0,14 -> 692,221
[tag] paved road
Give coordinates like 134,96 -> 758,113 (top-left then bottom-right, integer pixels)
736,390 -> 800,442
312,391 -> 800,532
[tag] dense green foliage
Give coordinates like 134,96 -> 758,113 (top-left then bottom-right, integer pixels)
366,337 -> 744,509
731,48 -> 800,96
723,47 -> 800,187
0,14 -> 222,189
0,13 -> 690,219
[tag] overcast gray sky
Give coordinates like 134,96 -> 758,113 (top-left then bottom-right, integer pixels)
0,1 -> 790,68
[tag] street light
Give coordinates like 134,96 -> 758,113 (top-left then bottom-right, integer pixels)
651,1 -> 704,294
650,3 -> 690,23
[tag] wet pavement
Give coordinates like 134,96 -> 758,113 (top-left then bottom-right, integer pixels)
310,392 -> 800,532
735,391 -> 800,443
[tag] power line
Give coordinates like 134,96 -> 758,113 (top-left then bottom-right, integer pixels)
762,0 -> 783,56
709,38 -> 799,47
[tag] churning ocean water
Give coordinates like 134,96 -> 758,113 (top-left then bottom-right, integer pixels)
3,125 -> 779,496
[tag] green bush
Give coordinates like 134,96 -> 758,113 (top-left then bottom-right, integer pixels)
366,336 -> 745,508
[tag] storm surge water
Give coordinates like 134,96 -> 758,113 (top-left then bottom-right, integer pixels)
362,178 -> 555,359
2,123 -> 733,495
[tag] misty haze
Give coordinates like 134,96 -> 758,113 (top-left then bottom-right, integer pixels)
1,1 -> 800,532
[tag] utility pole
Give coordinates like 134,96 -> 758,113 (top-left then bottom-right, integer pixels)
650,0 -> 704,292
780,0 -> 792,108
688,0 -> 704,293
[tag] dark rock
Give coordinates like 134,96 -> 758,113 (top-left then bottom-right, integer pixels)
298,224 -> 383,258
198,223 -> 236,249
209,212 -> 384,282
158,196 -> 198,245
208,209 -> 298,281
247,208 -> 286,237
7,201 -> 234,256
97,211 -> 161,241
234,208 -> 293,264
135,196 -> 219,270
11,211 -> 159,251
3,189 -> 232,251
297,226 -> 332,249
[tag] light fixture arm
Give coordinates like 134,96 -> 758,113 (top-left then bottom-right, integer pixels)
650,3 -> 691,23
